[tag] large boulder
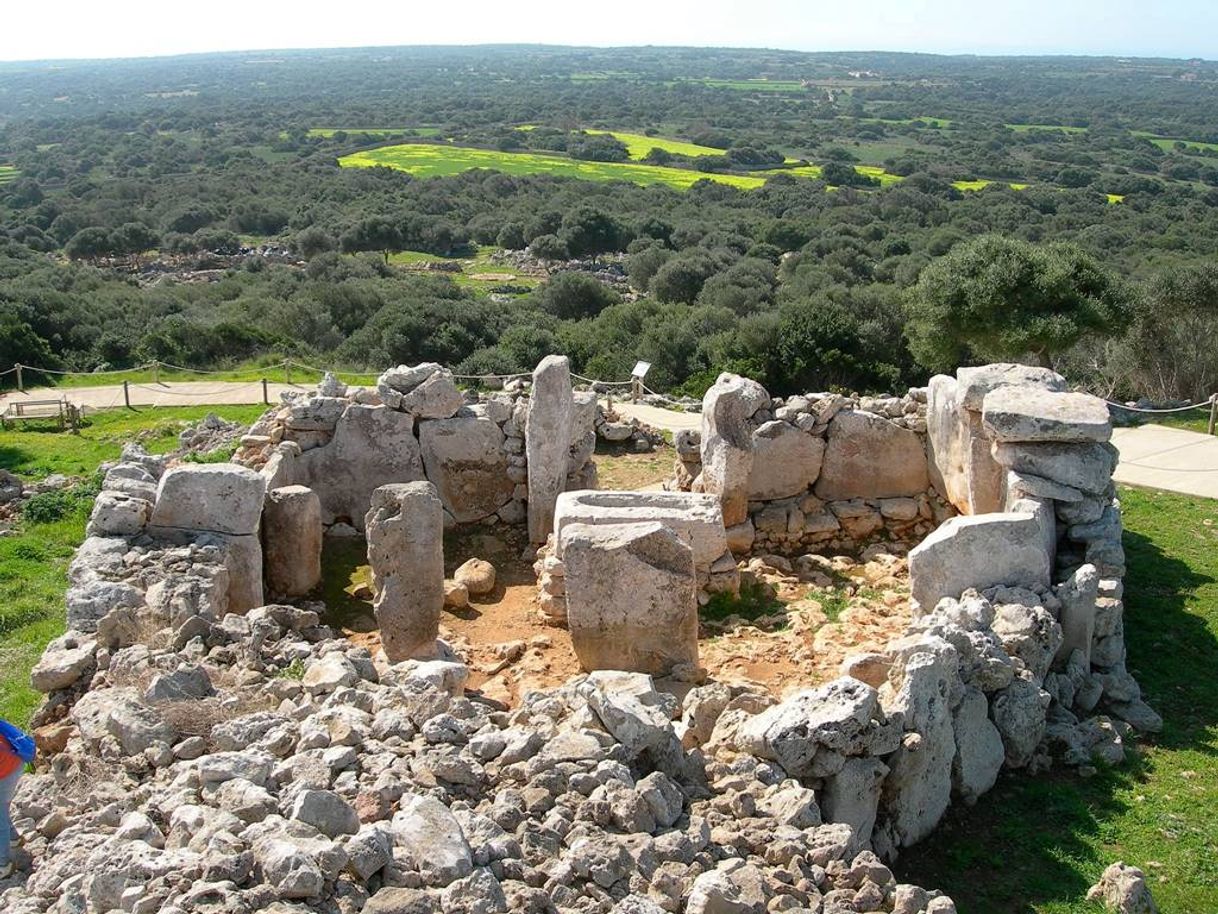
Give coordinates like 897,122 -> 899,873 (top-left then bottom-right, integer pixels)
700,373 -> 767,527
981,387 -> 1111,443
735,677 -> 886,776
908,512 -> 1051,611
150,464 -> 267,536
86,491 -> 151,538
419,415 -> 514,523
392,794 -> 473,887
815,410 -> 929,501
365,482 -> 445,662
991,440 -> 1119,496
561,521 -> 698,676
526,355 -> 574,543
956,363 -> 1066,411
747,421 -> 826,500
262,485 -> 322,597
301,405 -> 424,530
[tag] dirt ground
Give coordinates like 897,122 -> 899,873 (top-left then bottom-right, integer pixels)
320,516 -> 915,708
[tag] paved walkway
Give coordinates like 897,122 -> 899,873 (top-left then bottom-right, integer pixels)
608,400 -> 701,432
1111,423 -> 1218,499
0,381 -> 304,411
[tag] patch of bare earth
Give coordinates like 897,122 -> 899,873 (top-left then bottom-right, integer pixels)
593,445 -> 673,490
322,522 -> 914,708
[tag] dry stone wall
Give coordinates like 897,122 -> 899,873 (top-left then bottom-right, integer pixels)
672,375 -> 949,556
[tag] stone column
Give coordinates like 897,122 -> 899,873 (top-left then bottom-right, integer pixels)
365,482 -> 444,661
700,373 -> 767,528
526,355 -> 574,544
561,521 -> 697,676
263,485 -> 323,597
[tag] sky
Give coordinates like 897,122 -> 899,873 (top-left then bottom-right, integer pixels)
1,0 -> 1215,62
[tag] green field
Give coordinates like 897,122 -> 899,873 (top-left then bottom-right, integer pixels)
1133,131 -> 1218,154
339,143 -> 770,190
859,116 -> 954,129
0,165 -> 18,184
585,129 -> 726,159
387,245 -> 542,292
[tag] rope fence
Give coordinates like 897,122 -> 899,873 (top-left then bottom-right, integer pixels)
5,357 -> 1209,432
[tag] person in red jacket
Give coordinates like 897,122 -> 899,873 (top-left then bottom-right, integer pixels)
0,722 -> 22,879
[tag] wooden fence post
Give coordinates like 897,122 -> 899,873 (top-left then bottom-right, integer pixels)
1209,394 -> 1217,437
15,363 -> 23,393
151,361 -> 160,385
262,378 -> 269,405
123,380 -> 131,409
284,360 -> 292,386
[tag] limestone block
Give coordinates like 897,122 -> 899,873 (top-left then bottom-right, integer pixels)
86,491 -> 151,538
908,513 -> 1051,610
300,405 -> 424,530
981,387 -> 1111,443
880,646 -> 956,848
991,440 -> 1118,496
747,421 -> 826,500
991,678 -> 1047,768
527,355 -> 574,543
263,485 -> 323,597
701,373 -> 767,527
553,489 -> 728,576
561,521 -> 697,676
365,482 -> 444,662
821,756 -> 889,852
397,369 -> 464,419
1055,563 -> 1100,668
206,532 -> 264,614
926,373 -> 969,508
150,464 -> 267,536
950,686 -> 1003,802
814,410 -> 929,501
419,415 -> 514,523
956,363 -> 1066,411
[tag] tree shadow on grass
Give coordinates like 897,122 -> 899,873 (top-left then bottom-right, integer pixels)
897,518 -> 1218,912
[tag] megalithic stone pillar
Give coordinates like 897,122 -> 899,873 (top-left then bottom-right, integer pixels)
263,485 -> 323,597
700,372 -> 768,527
365,482 -> 444,661
526,355 -> 574,544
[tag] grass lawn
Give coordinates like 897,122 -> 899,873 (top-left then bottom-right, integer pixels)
899,486 -> 1218,913
0,405 -> 267,725
9,361 -> 381,393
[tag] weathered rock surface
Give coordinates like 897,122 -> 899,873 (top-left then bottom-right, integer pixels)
909,513 -> 1051,610
815,410 -> 929,501
982,387 -> 1112,443
301,405 -> 424,530
701,373 -> 766,527
419,415 -> 514,523
957,363 -> 1066,411
150,464 -> 268,536
527,355 -> 574,543
747,420 -> 826,500
262,485 -> 322,597
366,482 -> 444,661
561,521 -> 698,675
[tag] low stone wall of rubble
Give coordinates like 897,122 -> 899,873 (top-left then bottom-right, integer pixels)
670,381 -> 950,556
233,363 -> 596,534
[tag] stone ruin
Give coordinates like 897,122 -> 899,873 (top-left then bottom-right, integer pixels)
6,357 -> 1158,914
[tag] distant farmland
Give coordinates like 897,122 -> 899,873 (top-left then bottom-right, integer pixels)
337,143 -> 769,190
0,165 -> 17,184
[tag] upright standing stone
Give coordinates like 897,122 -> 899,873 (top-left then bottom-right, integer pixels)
527,355 -> 574,543
263,486 -> 323,597
561,521 -> 697,676
1055,563 -> 1100,668
700,373 -> 767,527
365,483 -> 444,661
